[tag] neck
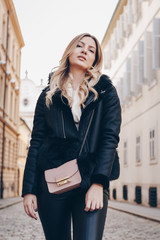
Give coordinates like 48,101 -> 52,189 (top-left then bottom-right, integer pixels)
69,66 -> 86,90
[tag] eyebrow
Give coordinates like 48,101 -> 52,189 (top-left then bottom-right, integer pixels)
79,40 -> 96,49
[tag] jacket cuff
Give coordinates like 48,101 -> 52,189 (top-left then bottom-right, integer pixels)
21,189 -> 37,198
91,174 -> 109,189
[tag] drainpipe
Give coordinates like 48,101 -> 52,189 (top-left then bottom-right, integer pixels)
0,10 -> 9,199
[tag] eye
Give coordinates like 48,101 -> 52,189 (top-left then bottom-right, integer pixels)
89,49 -> 94,53
76,44 -> 82,48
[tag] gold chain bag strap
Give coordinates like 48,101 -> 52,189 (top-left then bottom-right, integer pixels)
44,110 -> 95,194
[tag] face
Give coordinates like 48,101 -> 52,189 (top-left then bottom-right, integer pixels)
69,36 -> 96,71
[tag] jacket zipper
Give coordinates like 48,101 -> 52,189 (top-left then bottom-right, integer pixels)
84,94 -> 94,109
61,110 -> 66,138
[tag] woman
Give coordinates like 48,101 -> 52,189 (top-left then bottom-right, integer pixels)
22,33 -> 121,240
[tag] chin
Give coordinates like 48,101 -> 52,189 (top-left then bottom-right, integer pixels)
71,62 -> 88,71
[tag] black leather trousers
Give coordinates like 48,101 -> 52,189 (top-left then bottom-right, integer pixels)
37,175 -> 108,240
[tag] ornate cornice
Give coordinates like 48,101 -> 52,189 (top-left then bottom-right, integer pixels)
5,0 -> 25,48
101,0 -> 127,50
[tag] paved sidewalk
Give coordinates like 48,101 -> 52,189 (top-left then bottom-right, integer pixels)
0,197 -> 160,223
108,200 -> 160,223
0,197 -> 22,210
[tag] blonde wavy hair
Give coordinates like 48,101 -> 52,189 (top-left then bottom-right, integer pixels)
46,33 -> 103,108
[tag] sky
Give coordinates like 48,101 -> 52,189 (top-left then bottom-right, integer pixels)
13,0 -> 119,85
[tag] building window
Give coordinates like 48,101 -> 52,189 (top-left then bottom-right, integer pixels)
0,76 -> 4,107
136,136 -> 141,164
10,91 -> 13,120
104,49 -> 111,70
123,185 -> 128,200
149,187 -> 157,207
12,143 -> 16,168
23,98 -> 29,106
132,0 -> 141,23
16,51 -> 19,74
8,33 -> 11,59
152,18 -> 160,70
4,138 -> 8,167
119,14 -> 125,47
124,140 -> 128,166
131,51 -> 137,95
113,188 -> 117,200
5,84 -> 8,115
14,97 -> 17,124
144,31 -> 154,85
10,142 -> 13,168
111,34 -> 117,60
12,43 -> 15,66
8,140 -> 11,167
135,186 -> 142,204
124,58 -> 131,101
116,78 -> 124,106
149,129 -> 156,162
137,40 -> 144,87
123,5 -> 131,37
2,18 -> 6,47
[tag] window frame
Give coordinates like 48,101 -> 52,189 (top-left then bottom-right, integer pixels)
124,139 -> 128,167
149,127 -> 157,164
135,135 -> 142,166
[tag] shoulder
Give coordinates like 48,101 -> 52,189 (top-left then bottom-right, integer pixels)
35,86 -> 50,108
96,74 -> 112,90
36,86 -> 49,100
98,75 -> 120,110
95,74 -> 118,98
42,85 -> 50,93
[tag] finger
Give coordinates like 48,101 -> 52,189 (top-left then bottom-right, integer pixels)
23,200 -> 27,214
26,204 -> 32,218
32,203 -> 38,220
85,193 -> 88,205
95,202 -> 100,210
26,204 -> 31,217
23,198 -> 32,217
90,201 -> 96,212
84,199 -> 91,212
33,198 -> 38,212
27,203 -> 37,220
24,204 -> 29,216
99,201 -> 103,209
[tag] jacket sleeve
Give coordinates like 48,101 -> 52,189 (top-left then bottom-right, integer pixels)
91,85 -> 122,187
22,89 -> 47,197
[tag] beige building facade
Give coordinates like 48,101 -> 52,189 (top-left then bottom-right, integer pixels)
0,0 -> 24,198
102,0 -> 160,207
17,118 -> 31,196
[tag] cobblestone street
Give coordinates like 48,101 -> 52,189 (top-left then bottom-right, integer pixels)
0,202 -> 160,240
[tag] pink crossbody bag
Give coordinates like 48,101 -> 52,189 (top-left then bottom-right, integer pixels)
44,110 -> 94,194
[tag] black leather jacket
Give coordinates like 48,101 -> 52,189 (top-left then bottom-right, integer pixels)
22,74 -> 122,197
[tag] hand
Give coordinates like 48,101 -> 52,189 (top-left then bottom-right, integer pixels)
23,194 -> 38,220
84,183 -> 103,212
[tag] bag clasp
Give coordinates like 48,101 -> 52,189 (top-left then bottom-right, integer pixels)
56,176 -> 71,186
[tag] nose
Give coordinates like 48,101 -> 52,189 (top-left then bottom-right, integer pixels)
82,48 -> 87,54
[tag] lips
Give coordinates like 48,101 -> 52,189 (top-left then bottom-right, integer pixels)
77,55 -> 86,61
